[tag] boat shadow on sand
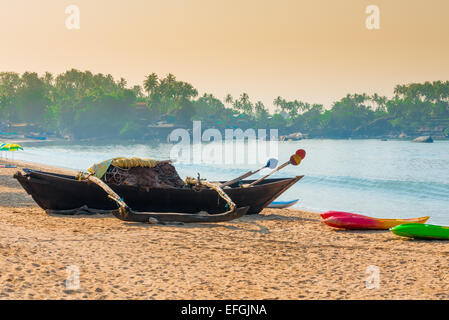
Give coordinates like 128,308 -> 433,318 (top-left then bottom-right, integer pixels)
47,212 -> 312,234
46,212 -> 114,220
389,237 -> 449,244
325,228 -> 449,244
0,192 -> 37,208
1,174 -> 27,189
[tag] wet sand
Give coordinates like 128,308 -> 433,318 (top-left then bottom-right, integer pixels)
0,159 -> 448,300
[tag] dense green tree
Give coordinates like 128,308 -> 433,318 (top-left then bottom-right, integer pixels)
0,70 -> 447,139
16,72 -> 50,125
0,72 -> 21,121
323,94 -> 376,137
47,69 -> 138,138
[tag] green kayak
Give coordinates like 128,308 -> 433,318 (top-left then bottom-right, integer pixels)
390,223 -> 449,240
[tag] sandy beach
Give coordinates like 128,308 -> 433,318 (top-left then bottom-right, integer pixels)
0,159 -> 448,300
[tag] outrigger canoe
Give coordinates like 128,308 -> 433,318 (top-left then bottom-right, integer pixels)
267,199 -> 299,209
390,223 -> 449,240
14,169 -> 303,215
321,211 -> 429,230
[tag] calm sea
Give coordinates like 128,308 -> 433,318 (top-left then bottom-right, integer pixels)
7,139 -> 449,224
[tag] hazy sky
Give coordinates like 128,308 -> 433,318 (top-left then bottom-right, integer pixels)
0,0 -> 448,110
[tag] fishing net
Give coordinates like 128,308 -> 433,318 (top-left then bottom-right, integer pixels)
102,161 -> 185,189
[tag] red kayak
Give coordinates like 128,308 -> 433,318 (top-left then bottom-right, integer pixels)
321,211 -> 370,220
321,211 -> 429,230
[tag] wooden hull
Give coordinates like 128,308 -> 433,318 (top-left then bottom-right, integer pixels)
14,170 -> 303,215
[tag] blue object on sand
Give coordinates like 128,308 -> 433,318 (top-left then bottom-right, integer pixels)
267,199 -> 299,209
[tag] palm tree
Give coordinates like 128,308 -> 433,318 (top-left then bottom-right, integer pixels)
255,101 -> 268,120
143,73 -> 159,97
235,93 -> 253,114
132,85 -> 143,98
166,73 -> 176,83
371,93 -> 387,112
225,94 -> 233,106
43,72 -> 54,85
118,77 -> 127,89
273,96 -> 283,113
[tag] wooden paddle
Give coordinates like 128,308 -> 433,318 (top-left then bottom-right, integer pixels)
220,158 -> 278,188
246,149 -> 306,187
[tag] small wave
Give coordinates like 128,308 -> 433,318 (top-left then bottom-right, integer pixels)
302,175 -> 449,201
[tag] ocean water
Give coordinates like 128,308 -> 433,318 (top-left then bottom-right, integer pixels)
6,139 -> 449,224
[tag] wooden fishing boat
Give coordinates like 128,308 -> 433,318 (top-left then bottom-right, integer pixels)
14,169 -> 303,215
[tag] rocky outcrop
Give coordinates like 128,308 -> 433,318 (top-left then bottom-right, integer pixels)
412,136 -> 433,143
280,132 -> 303,141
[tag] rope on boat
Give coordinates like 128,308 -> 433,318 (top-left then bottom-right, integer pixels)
86,175 -> 131,219
185,176 -> 236,213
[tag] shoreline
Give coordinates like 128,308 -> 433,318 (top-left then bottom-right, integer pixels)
1,159 -> 449,299
2,136 -> 448,146
0,137 -> 67,144
0,158 -> 79,174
